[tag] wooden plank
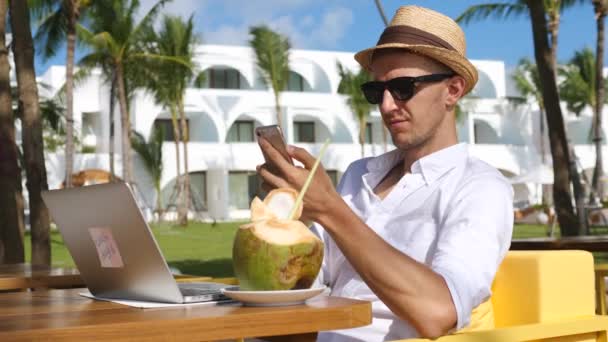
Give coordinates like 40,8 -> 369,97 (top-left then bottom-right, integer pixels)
0,288 -> 372,341
511,236 -> 608,252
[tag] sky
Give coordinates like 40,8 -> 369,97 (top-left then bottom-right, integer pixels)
34,0 -> 601,76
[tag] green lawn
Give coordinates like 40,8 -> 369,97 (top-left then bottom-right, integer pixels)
23,222 -> 608,276
25,221 -> 244,277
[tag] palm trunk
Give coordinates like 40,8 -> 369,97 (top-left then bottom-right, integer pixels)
359,119 -> 365,158
170,104 -> 182,216
526,0 -> 580,236
116,62 -> 133,184
549,4 -> 587,231
374,0 -> 390,26
9,0 -> 51,264
548,11 -> 560,71
274,92 -> 283,132
177,98 -> 189,226
0,0 -> 24,264
109,72 -> 116,181
64,3 -> 77,188
592,0 -> 606,202
155,180 -> 162,222
539,108 -> 547,164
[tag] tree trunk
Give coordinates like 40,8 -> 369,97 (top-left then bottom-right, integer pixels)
274,92 -> 283,133
9,0 -> 51,264
115,62 -> 133,184
374,0 -> 390,26
526,0 -> 580,236
177,98 -> 189,226
170,104 -> 182,218
109,72 -> 116,181
64,1 -> 77,188
592,0 -> 606,202
547,10 -> 560,71
0,0 -> 24,264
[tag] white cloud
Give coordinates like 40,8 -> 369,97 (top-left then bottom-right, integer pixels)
136,0 -> 204,21
136,1 -> 354,50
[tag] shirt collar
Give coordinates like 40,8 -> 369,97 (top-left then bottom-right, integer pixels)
366,143 -> 469,185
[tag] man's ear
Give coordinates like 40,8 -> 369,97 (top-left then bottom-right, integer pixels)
445,75 -> 466,108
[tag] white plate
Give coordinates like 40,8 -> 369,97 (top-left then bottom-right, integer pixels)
220,286 -> 327,306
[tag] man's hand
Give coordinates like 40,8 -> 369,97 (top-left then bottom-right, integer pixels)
256,138 -> 339,222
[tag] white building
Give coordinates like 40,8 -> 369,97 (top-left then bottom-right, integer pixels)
36,44 -> 608,220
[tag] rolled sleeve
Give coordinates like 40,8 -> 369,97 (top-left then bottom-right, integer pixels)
430,173 -> 513,330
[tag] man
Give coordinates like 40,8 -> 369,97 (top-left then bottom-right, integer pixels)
256,5 -> 513,341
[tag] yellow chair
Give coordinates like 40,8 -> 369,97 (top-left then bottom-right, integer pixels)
397,250 -> 608,342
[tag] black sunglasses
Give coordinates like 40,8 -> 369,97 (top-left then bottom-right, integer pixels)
360,73 -> 454,104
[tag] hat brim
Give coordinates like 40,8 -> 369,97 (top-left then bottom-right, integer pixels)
355,43 -> 478,95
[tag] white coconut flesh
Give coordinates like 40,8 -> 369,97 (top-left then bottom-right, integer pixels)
247,219 -> 320,246
266,191 -> 297,220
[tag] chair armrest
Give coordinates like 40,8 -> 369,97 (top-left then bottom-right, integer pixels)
395,316 -> 608,342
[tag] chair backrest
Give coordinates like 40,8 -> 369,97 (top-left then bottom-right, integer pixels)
491,250 -> 596,327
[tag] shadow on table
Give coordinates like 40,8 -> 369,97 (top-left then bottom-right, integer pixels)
168,258 -> 234,278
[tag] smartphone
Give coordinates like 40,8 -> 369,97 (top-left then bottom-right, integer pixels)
255,125 -> 294,173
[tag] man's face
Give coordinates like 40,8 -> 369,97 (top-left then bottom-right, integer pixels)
369,51 -> 454,151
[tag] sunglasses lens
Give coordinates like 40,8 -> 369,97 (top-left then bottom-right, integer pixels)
388,78 -> 415,101
361,83 -> 384,104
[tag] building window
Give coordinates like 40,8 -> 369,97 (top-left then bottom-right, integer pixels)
294,121 -> 315,143
154,119 -> 189,142
227,120 -> 254,142
189,171 -> 207,211
365,122 -> 373,144
287,71 -> 308,92
206,68 -> 242,89
228,171 -> 263,210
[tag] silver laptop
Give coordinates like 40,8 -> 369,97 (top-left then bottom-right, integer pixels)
42,181 -> 234,303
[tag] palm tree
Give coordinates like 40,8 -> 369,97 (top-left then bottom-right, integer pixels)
337,62 -> 373,158
78,0 -> 169,185
524,0 -> 580,236
559,48 -> 608,200
32,0 -> 90,188
249,25 -> 290,132
0,0 -> 24,264
131,127 -> 164,221
591,0 -> 607,201
142,14 -> 201,226
9,0 -> 51,264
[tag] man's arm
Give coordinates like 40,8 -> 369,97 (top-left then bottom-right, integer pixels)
317,198 -> 458,339
256,139 -> 512,338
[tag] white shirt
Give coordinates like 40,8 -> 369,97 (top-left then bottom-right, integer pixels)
314,143 -> 514,341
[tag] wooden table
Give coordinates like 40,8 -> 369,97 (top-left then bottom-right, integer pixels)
510,235 -> 608,252
0,288 -> 372,341
0,263 -> 83,290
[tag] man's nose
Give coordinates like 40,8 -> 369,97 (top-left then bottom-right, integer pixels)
379,88 -> 398,113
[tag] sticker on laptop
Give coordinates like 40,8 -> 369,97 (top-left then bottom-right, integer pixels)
88,227 -> 124,268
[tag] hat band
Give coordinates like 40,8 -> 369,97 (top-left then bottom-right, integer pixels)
377,25 -> 456,51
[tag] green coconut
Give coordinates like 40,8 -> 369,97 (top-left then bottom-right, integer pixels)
232,188 -> 324,291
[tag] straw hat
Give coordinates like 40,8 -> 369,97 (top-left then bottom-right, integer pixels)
355,6 -> 478,95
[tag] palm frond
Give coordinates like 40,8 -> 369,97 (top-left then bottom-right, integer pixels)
249,25 -> 290,92
559,47 -> 596,115
456,2 -> 528,25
